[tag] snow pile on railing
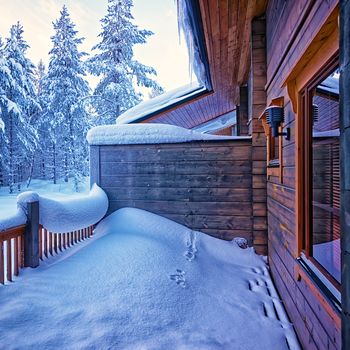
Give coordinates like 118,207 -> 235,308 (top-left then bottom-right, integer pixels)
0,184 -> 108,233
38,184 -> 108,233
87,123 -> 249,145
0,208 -> 27,232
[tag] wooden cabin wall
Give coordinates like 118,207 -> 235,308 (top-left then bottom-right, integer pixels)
90,139 -> 265,251
264,0 -> 340,349
249,16 -> 268,257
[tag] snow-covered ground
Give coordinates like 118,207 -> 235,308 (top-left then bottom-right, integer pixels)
0,208 -> 299,350
0,178 -> 90,219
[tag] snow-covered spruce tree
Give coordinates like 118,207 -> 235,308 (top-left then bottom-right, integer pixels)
43,6 -> 90,190
0,37 -> 9,187
88,0 -> 163,124
0,24 -> 39,193
31,60 -> 48,182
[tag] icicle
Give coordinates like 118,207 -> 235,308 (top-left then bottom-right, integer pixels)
176,0 -> 207,86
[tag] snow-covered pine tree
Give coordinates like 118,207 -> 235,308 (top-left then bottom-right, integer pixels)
31,60 -> 48,182
88,0 -> 163,124
0,37 -> 9,187
0,23 -> 39,193
43,6 -> 90,190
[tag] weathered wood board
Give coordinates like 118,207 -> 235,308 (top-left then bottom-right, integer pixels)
90,139 -> 265,252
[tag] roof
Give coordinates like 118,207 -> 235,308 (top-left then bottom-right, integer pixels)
145,0 -> 267,128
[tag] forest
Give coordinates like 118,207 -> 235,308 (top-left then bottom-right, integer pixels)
0,0 -> 162,193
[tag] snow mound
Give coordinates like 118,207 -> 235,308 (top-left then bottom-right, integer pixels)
87,123 -> 244,145
39,184 -> 108,233
0,207 -> 299,349
115,82 -> 204,125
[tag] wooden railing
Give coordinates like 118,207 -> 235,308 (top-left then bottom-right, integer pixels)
0,200 -> 95,285
0,225 -> 26,284
38,226 -> 94,260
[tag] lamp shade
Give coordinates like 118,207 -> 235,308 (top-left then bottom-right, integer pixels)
265,105 -> 284,137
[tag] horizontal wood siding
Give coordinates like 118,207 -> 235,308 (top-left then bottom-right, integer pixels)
91,139 -> 259,248
266,1 -> 340,349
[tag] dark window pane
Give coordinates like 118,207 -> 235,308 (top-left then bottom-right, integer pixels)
311,69 -> 340,283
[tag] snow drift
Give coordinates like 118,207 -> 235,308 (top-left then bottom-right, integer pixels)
87,123 -> 248,145
0,208 -> 299,350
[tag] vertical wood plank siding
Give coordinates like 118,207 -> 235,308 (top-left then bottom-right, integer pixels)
265,1 -> 340,349
90,139 -> 262,250
249,16 -> 268,256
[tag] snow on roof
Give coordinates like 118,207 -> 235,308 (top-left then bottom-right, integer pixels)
87,123 -> 249,145
0,207 -> 300,349
115,82 -> 205,124
192,110 -> 236,134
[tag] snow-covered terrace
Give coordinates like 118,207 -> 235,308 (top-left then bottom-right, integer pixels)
0,205 -> 299,349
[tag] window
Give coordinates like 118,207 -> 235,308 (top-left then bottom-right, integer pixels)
300,58 -> 340,287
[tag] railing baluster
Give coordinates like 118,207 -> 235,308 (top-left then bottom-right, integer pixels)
39,226 -> 42,260
58,234 -> 62,251
54,234 -> 58,254
19,236 -> 24,268
7,240 -> 12,282
49,232 -> 53,256
0,241 -> 4,284
43,228 -> 47,258
14,237 -> 19,276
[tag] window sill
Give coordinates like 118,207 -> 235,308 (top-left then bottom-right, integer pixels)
296,254 -> 341,314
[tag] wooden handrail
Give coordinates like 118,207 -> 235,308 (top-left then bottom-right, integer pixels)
0,224 -> 26,284
0,222 -> 94,285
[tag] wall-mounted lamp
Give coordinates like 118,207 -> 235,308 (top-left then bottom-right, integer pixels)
312,104 -> 319,124
265,106 -> 290,140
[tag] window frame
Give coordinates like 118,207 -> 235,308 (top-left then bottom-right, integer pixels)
299,54 -> 340,290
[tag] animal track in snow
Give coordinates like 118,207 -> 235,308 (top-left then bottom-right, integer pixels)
184,231 -> 197,261
169,269 -> 186,288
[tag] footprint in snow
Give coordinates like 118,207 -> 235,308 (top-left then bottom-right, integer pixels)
184,231 -> 197,261
169,269 -> 186,288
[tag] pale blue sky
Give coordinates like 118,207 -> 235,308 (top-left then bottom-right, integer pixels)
0,0 -> 192,91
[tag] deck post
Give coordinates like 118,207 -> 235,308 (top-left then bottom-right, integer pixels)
24,201 -> 40,268
340,1 -> 350,349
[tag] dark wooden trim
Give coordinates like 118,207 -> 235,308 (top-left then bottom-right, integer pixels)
340,0 -> 350,348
